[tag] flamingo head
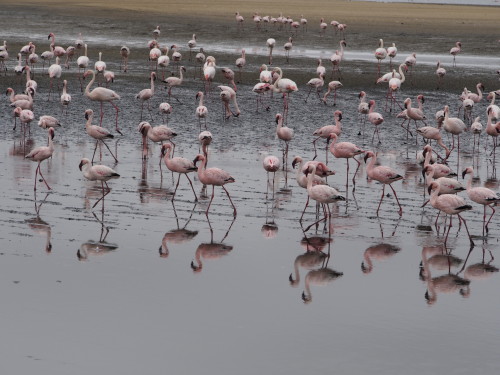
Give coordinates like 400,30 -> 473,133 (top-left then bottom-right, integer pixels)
340,40 -> 347,47
48,127 -> 55,140
461,167 -> 473,179
193,154 -> 205,166
334,110 -> 342,121
161,143 -> 172,157
327,133 -> 338,141
47,32 -> 54,40
418,95 -> 425,103
196,91 -> 203,100
275,113 -> 283,124
151,72 -> 156,80
138,121 -> 151,135
363,151 -> 375,163
404,98 -> 410,109
79,158 -> 90,171
13,107 -> 22,116
5,88 -> 12,95
422,165 -> 433,178
358,91 -> 366,99
428,181 -> 439,195
181,66 -> 186,72
479,83 -> 485,91
84,109 -> 93,120
291,156 -> 301,169
422,144 -> 432,158
368,100 -> 375,108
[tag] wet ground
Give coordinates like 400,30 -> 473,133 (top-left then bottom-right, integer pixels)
1,5 -> 499,374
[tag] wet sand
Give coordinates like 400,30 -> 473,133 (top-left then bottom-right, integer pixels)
1,2 -> 500,375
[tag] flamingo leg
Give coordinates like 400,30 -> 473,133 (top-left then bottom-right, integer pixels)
206,185 -> 215,215
101,141 -> 118,163
458,214 -> 475,247
389,184 -> 402,216
109,101 -> 122,135
222,185 -> 237,216
485,205 -> 496,234
172,173 -> 181,200
300,196 -> 310,221
376,185 -> 386,216
185,174 -> 198,201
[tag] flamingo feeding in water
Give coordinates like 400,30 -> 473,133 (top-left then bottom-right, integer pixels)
263,155 -> 281,199
84,109 -> 118,164
79,158 -> 120,210
161,143 -> 198,201
25,128 -> 56,191
328,133 -> 365,188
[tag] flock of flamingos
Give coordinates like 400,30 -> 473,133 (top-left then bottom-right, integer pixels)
1,10 -> 500,256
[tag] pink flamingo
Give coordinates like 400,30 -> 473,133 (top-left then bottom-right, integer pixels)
330,40 -> 346,79
203,59 -> 216,95
120,46 -> 130,73
387,43 -> 397,68
284,37 -> 293,63
301,164 -> 345,222
219,85 -> 240,119
422,164 -> 465,208
159,102 -> 172,124
193,154 -> 236,216
252,82 -> 271,112
235,12 -> 245,30
384,63 -> 407,112
84,109 -> 117,163
358,91 -> 370,135
163,65 -> 186,103
25,128 -> 55,191
47,33 -> 66,58
319,18 -> 328,37
60,79 -> 71,115
161,143 -> 198,201
38,115 -> 61,129
436,61 -> 446,89
404,96 -> 428,132
422,145 -> 455,178
263,155 -> 281,199
304,72 -> 325,103
470,116 -> 483,155
312,110 -> 342,162
79,158 -> 120,210
138,121 -> 177,167
83,69 -> 122,134
486,108 -> 500,154
220,67 -> 237,91
416,124 -> 450,159
136,72 -> 156,121
94,52 -> 106,74
235,49 -> 246,82
275,113 -> 294,169
271,67 -> 298,121
374,39 -> 387,76
195,91 -> 208,130
462,166 -> 500,235
266,39 -> 275,65
291,156 -> 327,190
450,41 -> 461,67
13,107 -> 34,133
427,181 -> 474,246
368,100 -> 384,143
404,53 -> 416,83
47,56 -> 62,101
443,105 -> 466,157
328,133 -> 365,188
364,151 -> 403,216
322,80 -> 342,106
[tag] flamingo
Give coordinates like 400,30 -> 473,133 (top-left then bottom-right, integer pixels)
40,44 -> 54,69
235,49 -> 246,83
443,105 -> 466,157
159,102 -> 172,123
75,33 -> 84,50
47,33 -> 66,58
10,88 -> 33,111
157,47 -> 170,79
422,165 -> 465,207
6,87 -> 31,102
161,143 -> 198,201
263,155 -> 281,199
291,156 -> 327,190
138,121 -> 177,165
304,73 -> 325,103
436,61 -> 446,89
404,53 -> 417,82
328,133 -> 365,188
289,249 -> 329,287
64,46 -> 76,69
94,51 -> 106,74
487,91 -> 500,122
188,34 -> 197,61
319,18 -> 328,36
13,106 -> 34,132
485,108 -> 500,154
322,80 -> 342,106
368,100 -> 384,143
259,64 -> 273,83
103,70 -> 115,87
387,42 -> 397,68
361,244 -> 401,274
203,59 -> 216,95
450,41 -> 461,67
416,124 -> 450,159
275,113 -> 294,169
198,130 -> 212,161
79,158 -> 120,210
194,48 -> 205,78
28,44 -> 38,70
301,267 -> 343,303
136,72 -> 156,120
427,181 -> 474,246
84,109 -> 117,163
23,65 -> 37,94
195,91 -> 208,130
77,44 -> 90,90
312,110 -> 343,162
38,115 -> 60,129
266,38 -> 276,65
284,37 -> 293,64
301,164 -> 345,222
271,67 -> 298,120
316,59 -> 326,77
193,154 -> 236,216
25,128 -> 56,191
253,13 -> 262,30
47,56 -> 62,100
83,69 -> 122,134
404,96 -> 428,132
163,65 -> 186,103
462,166 -> 500,235
153,25 -> 161,39
384,63 -> 407,112
374,39 -> 387,76
330,40 -> 346,79
14,53 -> 23,76
422,145 -> 456,178
0,48 -> 8,75
376,69 -> 401,84
218,85 -> 240,119
358,91 -> 370,134
170,44 -> 182,70
252,82 -> 271,112
470,116 -> 483,154
120,46 -> 130,72
60,79 -> 71,114
235,12 -> 244,30
220,67 -> 237,91
364,151 -> 403,216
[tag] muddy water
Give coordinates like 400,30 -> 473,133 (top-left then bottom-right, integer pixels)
1,5 -> 499,375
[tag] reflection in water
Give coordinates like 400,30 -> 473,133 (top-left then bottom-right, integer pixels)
191,216 -> 235,272
419,246 -> 463,277
302,267 -> 343,304
361,243 -> 401,274
463,247 -> 499,282
77,211 -> 118,260
159,201 -> 198,258
25,193 -> 52,253
419,246 -> 470,305
261,200 -> 278,239
138,159 -> 170,204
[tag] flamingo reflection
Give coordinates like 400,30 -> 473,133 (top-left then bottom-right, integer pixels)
159,201 -> 198,257
25,193 -> 52,253
77,211 -> 118,260
191,216 -> 235,273
361,243 -> 401,274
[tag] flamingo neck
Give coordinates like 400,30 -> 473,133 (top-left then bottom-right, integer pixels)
465,172 -> 473,192
306,165 -> 317,192
398,65 -> 405,84
84,70 -> 95,96
363,252 -> 373,273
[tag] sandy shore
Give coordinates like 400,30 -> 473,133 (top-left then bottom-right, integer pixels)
8,0 -> 500,36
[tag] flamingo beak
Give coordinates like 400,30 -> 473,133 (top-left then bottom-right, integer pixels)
79,161 -> 84,171
427,185 -> 433,195
292,159 -> 297,169
193,156 -> 200,166
364,154 -> 369,163
85,112 -> 89,120
461,169 -> 467,179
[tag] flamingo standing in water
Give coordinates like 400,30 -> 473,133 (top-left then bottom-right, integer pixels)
60,79 -> 71,114
330,40 -> 346,79
47,56 -> 62,100
328,133 -> 365,189
220,67 -> 237,91
304,72 -> 325,103
163,65 -> 186,103
450,41 -> 461,67
84,109 -> 117,163
368,100 -> 384,144
284,37 -> 293,63
374,39 -> 387,76
235,12 -> 244,30
427,181 -> 474,246
271,67 -> 298,121
136,72 -> 156,121
462,166 -> 500,235
193,154 -> 236,216
322,80 -> 342,106
436,61 -> 446,89
218,85 -> 240,119
384,63 -> 407,112
443,105 -> 466,158
139,121 -> 177,166
358,91 -> 370,135
263,155 -> 281,199
83,69 -> 122,134
364,151 -> 403,216
195,91 -> 208,130
266,38 -> 276,65
25,128 -> 55,191
387,42 -> 397,68
79,158 -> 120,210
312,110 -> 342,163
159,102 -> 172,124
120,46 -> 130,72
275,113 -> 294,169
235,49 -> 246,83
161,143 -> 198,201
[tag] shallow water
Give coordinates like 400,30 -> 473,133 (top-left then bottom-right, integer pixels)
1,6 -> 499,375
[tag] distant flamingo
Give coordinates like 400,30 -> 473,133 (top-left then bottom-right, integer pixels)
79,158 -> 120,210
198,130 -> 212,162
328,133 -> 365,188
368,100 -> 384,143
271,67 -> 298,121
263,155 -> 281,199
77,44 -> 89,90
139,121 -> 177,166
416,124 -> 450,159
384,63 -> 407,112
47,33 -> 66,58
374,39 -> 387,76
387,42 -> 397,68
358,91 -> 370,134
38,115 -> 61,129
136,72 -> 156,120
330,40 -> 346,79
427,181 -> 474,246
120,46 -> 130,72
161,143 -> 198,201
13,106 -> 34,132
322,80 -> 342,106
195,91 -> 208,130
364,151 -> 403,216
252,82 -> 272,112
284,37 -> 293,63
25,128 -> 55,191
84,109 -> 117,163
159,102 -> 172,123
187,34 -> 197,61
443,105 -> 466,157
94,51 -> 106,74
157,47 -> 170,79
276,113 -> 294,169
470,116 -> 483,154
304,73 -> 325,103
436,61 -> 446,89
404,96 -> 428,131
404,53 -> 416,83
193,154 -> 236,216
266,38 -> 276,65
203,59 -> 216,95
83,69 -> 122,134
235,12 -> 245,30
259,64 -> 273,83
462,166 -> 500,235
60,79 -> 71,114
218,85 -> 240,119
450,41 -> 461,67
312,110 -> 342,162
319,18 -> 328,36
220,67 -> 237,91
47,56 -> 62,100
235,49 -> 246,82
163,65 -> 186,103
